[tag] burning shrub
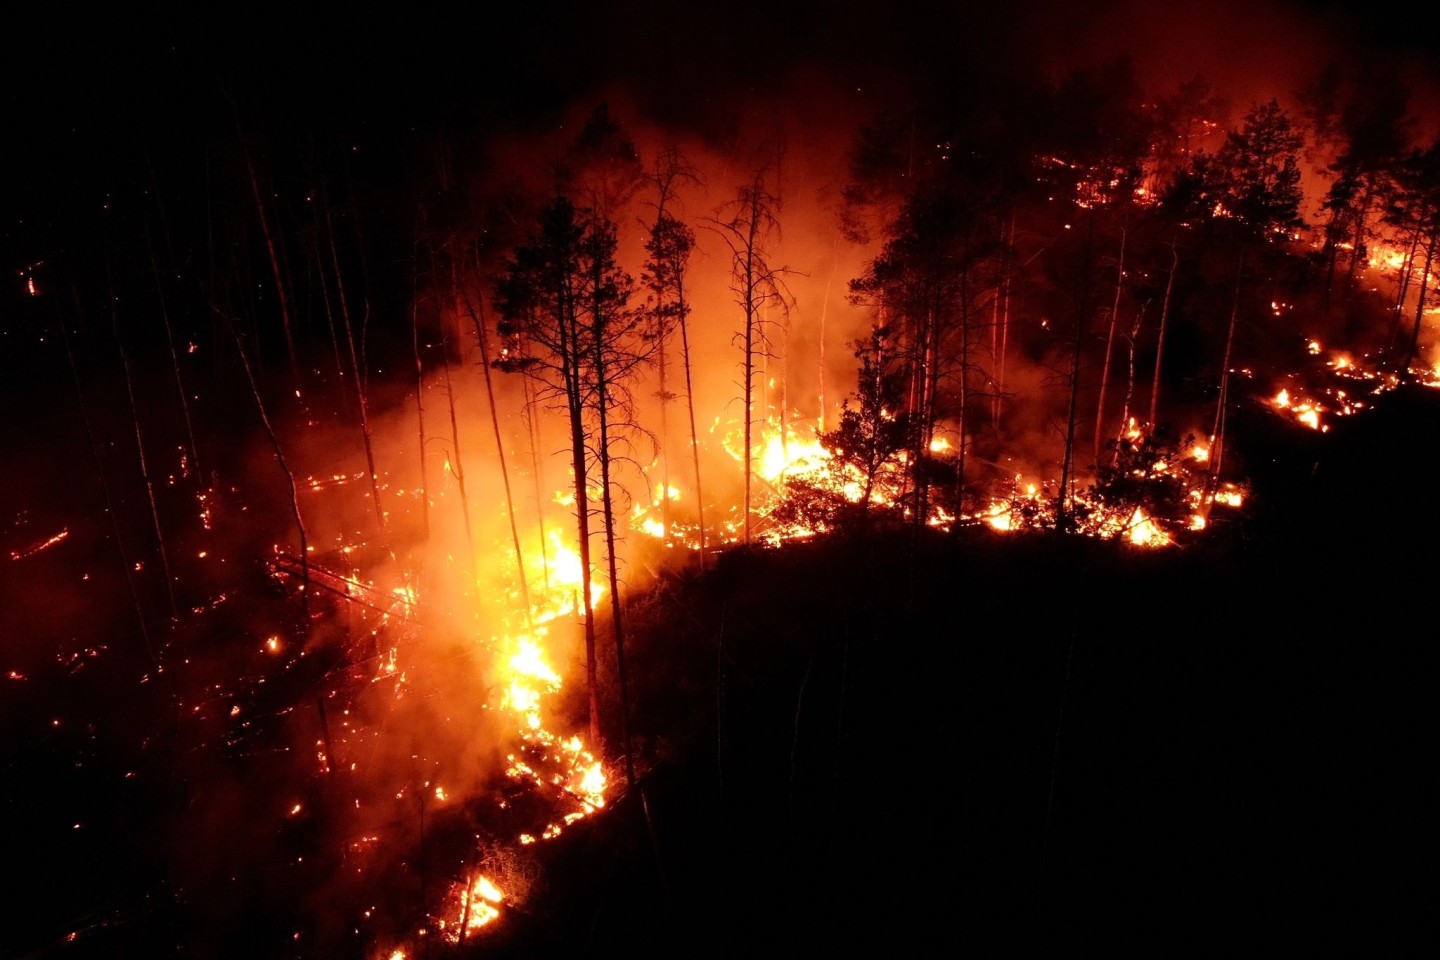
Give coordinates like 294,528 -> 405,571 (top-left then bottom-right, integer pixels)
1082,427 -> 1202,539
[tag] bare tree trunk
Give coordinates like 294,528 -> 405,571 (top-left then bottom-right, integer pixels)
1388,225 -> 1422,357
323,189 -> 386,532
410,223 -> 430,540
1057,213 -> 1096,532
570,408 -> 601,749
552,266 -> 603,748
523,374 -> 551,591
1344,178 -> 1375,295
593,354 -> 635,790
1209,253 -> 1245,490
147,231 -> 201,480
1402,229 -> 1437,373
111,289 -> 179,621
1116,303 -> 1145,460
312,229 -> 350,413
226,314 -> 310,622
1093,224 -> 1127,465
440,337 -> 476,584
742,213 -> 759,546
676,269 -> 706,570
953,264 -> 971,517
658,293 -> 670,539
819,243 -> 833,432
463,282 -> 532,616
61,294 -> 157,665
234,125 -> 297,379
1148,242 -> 1179,430
993,212 -> 1015,426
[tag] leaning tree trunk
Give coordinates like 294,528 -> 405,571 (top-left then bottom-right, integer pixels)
464,283 -> 532,616
324,192 -> 386,533
439,336 -> 476,584
228,315 -> 310,623
236,132 -> 297,380
1093,224 -> 1127,465
410,227 -> 431,540
1148,241 -> 1179,431
62,296 -> 157,665
111,291 -> 179,621
1208,252 -> 1245,498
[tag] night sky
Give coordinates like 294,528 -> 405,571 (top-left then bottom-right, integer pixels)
5,0 -> 1437,268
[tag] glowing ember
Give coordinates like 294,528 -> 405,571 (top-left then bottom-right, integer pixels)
8,528 -> 69,561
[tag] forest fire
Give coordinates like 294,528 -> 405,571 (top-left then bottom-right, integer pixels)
5,6 -> 1440,956
440,873 -> 506,943
1261,339 -> 1440,432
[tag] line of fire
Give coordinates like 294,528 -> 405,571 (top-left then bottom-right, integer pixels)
2,19 -> 1435,957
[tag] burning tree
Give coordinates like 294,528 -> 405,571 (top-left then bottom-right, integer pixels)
493,195 -> 652,783
773,325 -> 911,534
1175,99 -> 1306,485
708,168 -> 793,545
1383,138 -> 1440,372
848,178 -> 1001,526
641,146 -> 705,563
1081,426 -> 1202,542
1306,65 -> 1412,304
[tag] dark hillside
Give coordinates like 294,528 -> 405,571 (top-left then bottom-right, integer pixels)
466,393 -> 1435,956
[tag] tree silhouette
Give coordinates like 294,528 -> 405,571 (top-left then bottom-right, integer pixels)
707,168 -> 793,545
494,195 -> 651,782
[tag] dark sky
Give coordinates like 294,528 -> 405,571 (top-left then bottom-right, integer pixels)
5,1 -> 1433,162
4,0 -> 1437,276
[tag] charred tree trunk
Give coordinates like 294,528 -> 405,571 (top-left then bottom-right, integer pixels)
592,340 -> 635,791
232,121 -> 297,381
953,262 -> 971,517
676,267 -> 706,570
440,336 -> 476,584
147,231 -> 202,481
1388,225 -> 1422,357
1116,302 -> 1145,456
111,286 -> 179,621
1093,224 -> 1127,465
464,283 -> 532,616
226,314 -> 310,622
741,212 -> 759,546
1148,242 -> 1179,431
411,224 -> 431,540
323,189 -> 386,533
61,294 -> 157,665
1402,228 -> 1438,373
991,213 -> 1015,427
1209,253 -> 1245,491
1057,212 -> 1096,532
523,374 -> 551,592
